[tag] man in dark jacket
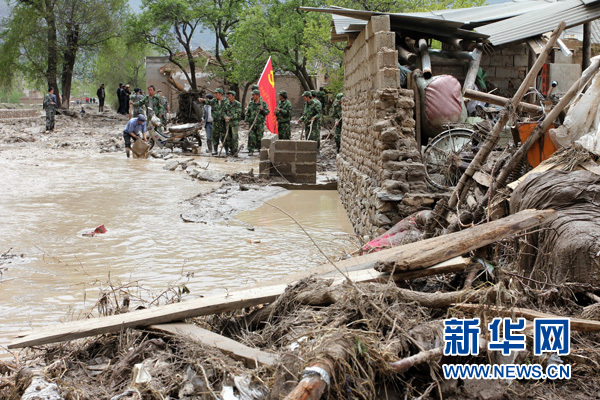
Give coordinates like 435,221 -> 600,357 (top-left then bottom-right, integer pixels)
116,83 -> 125,114
97,84 -> 105,112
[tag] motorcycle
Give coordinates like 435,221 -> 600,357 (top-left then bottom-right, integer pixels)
147,115 -> 202,152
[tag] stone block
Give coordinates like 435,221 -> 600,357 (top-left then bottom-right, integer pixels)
294,174 -> 316,184
380,128 -> 399,143
274,140 -> 296,151
261,137 -> 273,149
495,67 -> 517,79
513,54 -> 528,67
375,68 -> 400,90
377,49 -> 398,70
271,151 -> 296,164
260,148 -> 269,161
296,141 -> 318,152
370,15 -> 391,33
273,164 -> 293,175
373,32 -> 395,51
295,163 -> 317,174
259,160 -> 271,175
381,149 -> 401,162
296,152 -> 317,163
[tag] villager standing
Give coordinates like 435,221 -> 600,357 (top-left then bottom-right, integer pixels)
130,88 -> 145,117
116,83 -> 125,114
199,88 -> 226,155
96,84 -> 105,112
122,114 -> 147,158
131,85 -> 165,135
203,94 -> 214,154
43,87 -> 57,132
331,93 -> 344,152
274,90 -> 292,140
244,89 -> 269,155
224,91 -> 242,156
123,84 -> 131,116
299,91 -> 321,147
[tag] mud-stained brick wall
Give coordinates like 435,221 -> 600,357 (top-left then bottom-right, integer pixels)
337,15 -> 430,239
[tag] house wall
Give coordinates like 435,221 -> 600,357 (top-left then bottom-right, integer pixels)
337,15 -> 430,239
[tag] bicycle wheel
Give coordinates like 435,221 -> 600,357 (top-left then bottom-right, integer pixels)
422,128 -> 474,190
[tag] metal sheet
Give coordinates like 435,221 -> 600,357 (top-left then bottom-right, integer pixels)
475,0 -> 600,45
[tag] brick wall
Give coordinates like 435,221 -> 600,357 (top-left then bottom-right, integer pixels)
337,15 -> 429,239
260,138 -> 317,184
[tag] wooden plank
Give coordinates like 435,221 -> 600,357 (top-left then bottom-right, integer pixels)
375,209 -> 557,273
149,323 -> 276,367
9,284 -> 288,349
463,89 -> 542,114
462,48 -> 482,94
455,304 -> 600,332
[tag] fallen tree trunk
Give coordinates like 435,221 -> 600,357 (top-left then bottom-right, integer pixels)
283,335 -> 352,400
389,346 -> 443,373
463,89 -> 542,114
375,209 -> 557,273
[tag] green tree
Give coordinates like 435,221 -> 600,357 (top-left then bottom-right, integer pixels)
129,0 -> 209,91
0,0 -> 127,108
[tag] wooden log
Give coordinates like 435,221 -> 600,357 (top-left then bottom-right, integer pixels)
463,89 -> 542,114
283,336 -> 353,400
446,22 -> 565,212
583,22 -> 591,71
462,49 -> 483,94
389,346 -> 443,373
375,209 -> 557,273
149,323 -> 276,367
491,55 -> 600,194
454,304 -> 600,332
397,45 -> 416,65
418,39 -> 432,79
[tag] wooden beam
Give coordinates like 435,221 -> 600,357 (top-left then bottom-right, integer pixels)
463,89 -> 542,114
9,255 -> 470,349
583,22 -> 591,71
455,304 -> 600,332
462,49 -> 483,94
149,323 -> 276,367
375,209 -> 557,273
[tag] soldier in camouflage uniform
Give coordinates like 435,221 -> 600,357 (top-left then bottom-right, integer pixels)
130,88 -> 145,118
157,90 -> 170,125
224,91 -> 242,156
131,85 -> 165,130
316,87 -> 328,113
274,90 -> 292,140
244,89 -> 269,155
299,91 -> 321,148
311,90 -> 323,116
43,87 -> 57,132
202,88 -> 227,155
331,93 -> 343,152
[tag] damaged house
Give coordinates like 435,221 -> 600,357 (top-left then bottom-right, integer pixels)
303,0 -> 600,239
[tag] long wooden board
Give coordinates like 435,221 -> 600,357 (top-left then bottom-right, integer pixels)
375,209 -> 556,273
149,323 -> 276,367
9,210 -> 551,349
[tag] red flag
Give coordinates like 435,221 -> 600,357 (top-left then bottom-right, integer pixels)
258,57 -> 278,134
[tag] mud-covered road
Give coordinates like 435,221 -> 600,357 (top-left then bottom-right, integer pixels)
0,106 -> 355,353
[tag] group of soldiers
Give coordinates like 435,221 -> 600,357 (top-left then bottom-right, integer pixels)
200,86 -> 271,156
200,86 -> 343,156
299,89 -> 344,152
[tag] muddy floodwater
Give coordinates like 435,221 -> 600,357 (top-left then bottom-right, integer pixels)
0,147 -> 355,353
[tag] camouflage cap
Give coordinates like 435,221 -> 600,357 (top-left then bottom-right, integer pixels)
310,90 -> 317,97
336,93 -> 344,100
302,91 -> 311,97
214,88 -> 224,94
278,90 -> 287,97
251,84 -> 259,90
227,90 -> 236,96
251,89 -> 260,95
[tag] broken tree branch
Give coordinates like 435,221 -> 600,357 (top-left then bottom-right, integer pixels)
376,209 -> 556,273
463,89 -> 542,114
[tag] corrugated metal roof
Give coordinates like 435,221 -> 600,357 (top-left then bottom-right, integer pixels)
562,19 -> 600,42
475,0 -> 600,45
301,6 -> 488,41
409,0 -> 558,26
331,14 -> 365,35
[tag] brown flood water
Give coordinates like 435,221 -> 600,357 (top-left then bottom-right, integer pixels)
0,148 -> 355,353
